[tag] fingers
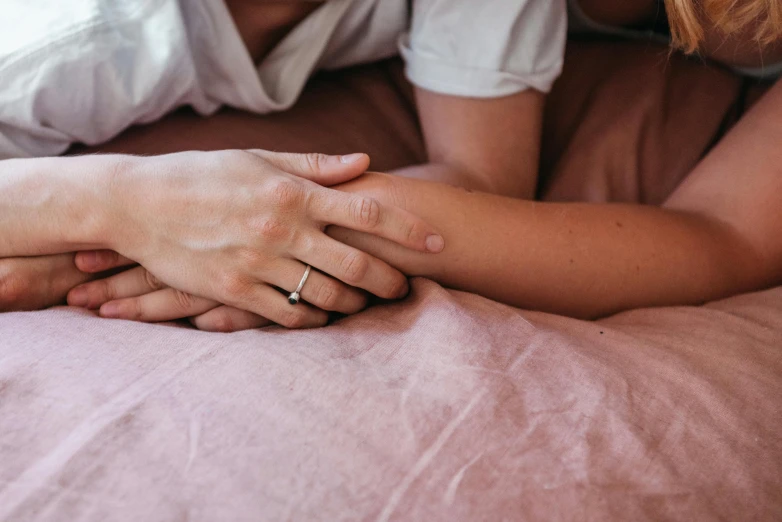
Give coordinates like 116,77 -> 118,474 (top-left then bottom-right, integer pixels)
46,254 -> 95,303
98,288 -> 220,322
68,261 -> 332,328
67,266 -> 164,309
264,259 -> 367,314
190,306 -> 272,332
246,150 -> 370,186
308,189 -> 444,253
69,265 -> 221,322
225,283 -> 328,329
0,254 -> 92,312
292,233 -> 409,300
74,250 -> 135,273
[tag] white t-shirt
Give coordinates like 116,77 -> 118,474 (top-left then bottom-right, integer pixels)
0,0 -> 567,159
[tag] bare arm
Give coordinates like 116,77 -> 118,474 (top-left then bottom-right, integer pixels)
400,87 -> 544,197
0,156 -> 116,257
0,156 -> 127,312
69,83 -> 781,324
330,81 -> 782,318
55,88 -> 547,328
0,151 -> 445,327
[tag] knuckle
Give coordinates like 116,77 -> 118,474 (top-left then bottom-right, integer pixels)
172,290 -> 195,311
94,279 -> 115,303
303,153 -> 328,175
125,299 -> 144,321
142,269 -> 164,291
268,179 -> 304,209
340,251 -> 370,284
314,280 -> 341,310
350,197 -> 381,228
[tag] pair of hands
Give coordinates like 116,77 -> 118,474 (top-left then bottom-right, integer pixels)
70,251 -> 289,331
0,149 -> 443,330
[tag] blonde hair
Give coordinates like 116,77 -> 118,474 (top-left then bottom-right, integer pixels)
665,0 -> 782,52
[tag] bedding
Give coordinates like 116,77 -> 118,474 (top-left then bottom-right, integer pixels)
1,41 -> 780,521
1,280 -> 781,521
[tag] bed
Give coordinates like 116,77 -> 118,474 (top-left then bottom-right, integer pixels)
1,41 -> 780,521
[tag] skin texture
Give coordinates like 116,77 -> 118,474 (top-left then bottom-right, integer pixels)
0,78 -> 546,328
409,88 -> 544,198
0,1 -> 546,330
60,86 -> 546,328
330,80 -> 782,318
69,74 -> 782,323
0,151 -> 444,328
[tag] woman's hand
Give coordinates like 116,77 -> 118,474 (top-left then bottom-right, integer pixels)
67,172 -> 420,331
67,250 -> 366,330
66,172 -> 421,332
89,150 -> 443,328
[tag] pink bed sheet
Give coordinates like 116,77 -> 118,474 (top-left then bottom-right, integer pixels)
1,279 -> 781,521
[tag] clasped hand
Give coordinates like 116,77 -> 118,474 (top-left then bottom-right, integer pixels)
1,149 -> 443,330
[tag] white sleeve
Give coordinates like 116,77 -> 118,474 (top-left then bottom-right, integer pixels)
0,0 -> 259,160
399,0 -> 567,97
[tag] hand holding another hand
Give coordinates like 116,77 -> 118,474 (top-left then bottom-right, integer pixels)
68,250 -> 360,331
66,150 -> 443,329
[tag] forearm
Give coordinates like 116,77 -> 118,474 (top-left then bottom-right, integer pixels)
333,174 -> 772,318
391,163 -> 483,191
0,156 -> 116,256
414,88 -> 544,198
391,161 -> 541,196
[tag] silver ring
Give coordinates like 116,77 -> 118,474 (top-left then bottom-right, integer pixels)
288,265 -> 311,305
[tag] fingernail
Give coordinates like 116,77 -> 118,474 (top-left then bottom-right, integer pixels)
340,153 -> 365,164
398,281 -> 410,299
425,234 -> 444,253
68,287 -> 88,307
100,302 -> 121,318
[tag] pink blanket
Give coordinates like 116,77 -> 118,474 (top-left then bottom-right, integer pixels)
1,279 -> 781,521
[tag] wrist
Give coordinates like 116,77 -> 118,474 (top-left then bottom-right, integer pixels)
63,154 -> 139,251
0,155 -> 138,257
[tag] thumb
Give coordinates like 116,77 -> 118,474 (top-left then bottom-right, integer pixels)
246,150 -> 370,186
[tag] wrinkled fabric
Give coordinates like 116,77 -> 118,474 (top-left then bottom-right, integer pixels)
0,279 -> 780,521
